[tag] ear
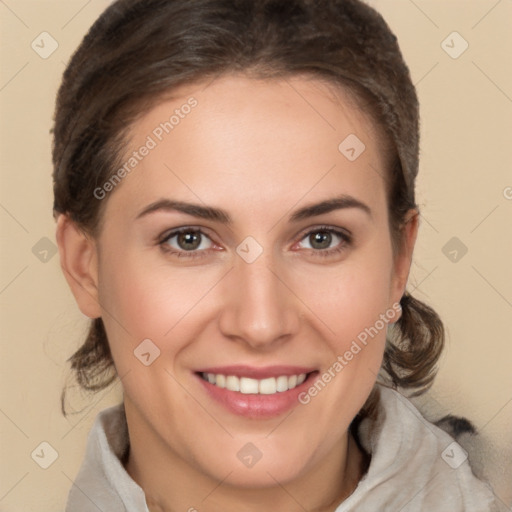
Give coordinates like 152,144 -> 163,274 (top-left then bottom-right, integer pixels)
389,208 -> 419,313
55,214 -> 101,319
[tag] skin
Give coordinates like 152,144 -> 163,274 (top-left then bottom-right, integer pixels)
56,74 -> 418,512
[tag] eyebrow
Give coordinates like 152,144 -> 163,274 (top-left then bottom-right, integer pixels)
289,195 -> 371,222
135,194 -> 372,224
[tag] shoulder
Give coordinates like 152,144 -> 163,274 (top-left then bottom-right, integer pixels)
338,384 -> 499,512
65,403 -> 149,512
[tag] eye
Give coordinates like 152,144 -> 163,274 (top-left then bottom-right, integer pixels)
295,226 -> 352,256
159,227 -> 215,257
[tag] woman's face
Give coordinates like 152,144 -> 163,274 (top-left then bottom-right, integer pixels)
80,75 -> 415,487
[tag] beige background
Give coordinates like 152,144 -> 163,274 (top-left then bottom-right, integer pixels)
0,1 -> 511,510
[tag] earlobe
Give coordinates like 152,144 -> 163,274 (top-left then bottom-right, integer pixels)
55,214 -> 102,319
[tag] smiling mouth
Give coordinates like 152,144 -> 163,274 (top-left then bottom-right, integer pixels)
198,371 -> 316,395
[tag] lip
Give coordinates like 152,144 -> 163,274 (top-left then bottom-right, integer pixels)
194,366 -> 318,419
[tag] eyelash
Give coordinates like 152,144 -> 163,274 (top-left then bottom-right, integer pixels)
158,225 -> 352,260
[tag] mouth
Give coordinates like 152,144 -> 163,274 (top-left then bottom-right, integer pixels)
198,371 -> 309,394
194,366 -> 319,418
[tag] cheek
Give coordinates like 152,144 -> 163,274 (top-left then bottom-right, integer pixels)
293,243 -> 395,347
96,250 -> 206,365
290,238 -> 394,412
293,284 -> 391,436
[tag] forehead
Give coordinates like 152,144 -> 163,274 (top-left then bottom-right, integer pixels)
104,74 -> 389,224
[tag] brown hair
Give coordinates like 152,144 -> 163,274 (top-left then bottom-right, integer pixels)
52,0 -> 444,415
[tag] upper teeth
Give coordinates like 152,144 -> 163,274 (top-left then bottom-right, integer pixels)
202,373 -> 307,394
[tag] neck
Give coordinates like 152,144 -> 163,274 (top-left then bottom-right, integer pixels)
125,409 -> 369,512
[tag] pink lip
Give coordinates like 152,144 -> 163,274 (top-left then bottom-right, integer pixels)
194,366 -> 318,419
195,365 -> 316,379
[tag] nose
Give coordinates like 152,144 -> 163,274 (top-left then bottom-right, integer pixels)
217,250 -> 300,350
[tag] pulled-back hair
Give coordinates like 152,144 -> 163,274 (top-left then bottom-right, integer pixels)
52,0 -> 444,416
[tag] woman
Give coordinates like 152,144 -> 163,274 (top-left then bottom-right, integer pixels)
52,0 -> 498,510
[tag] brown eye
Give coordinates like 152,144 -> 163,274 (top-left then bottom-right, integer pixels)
299,228 -> 349,251
176,231 -> 202,251
161,228 -> 214,254
309,230 -> 333,250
